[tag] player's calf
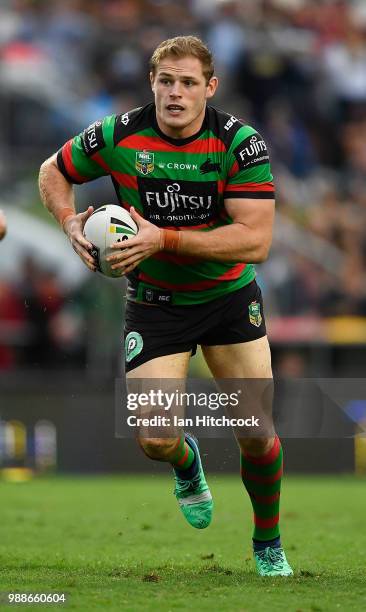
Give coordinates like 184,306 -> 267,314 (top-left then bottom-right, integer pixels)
237,436 -> 275,457
138,433 -> 213,529
137,436 -> 181,461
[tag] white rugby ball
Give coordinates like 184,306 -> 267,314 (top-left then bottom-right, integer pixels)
83,204 -> 138,277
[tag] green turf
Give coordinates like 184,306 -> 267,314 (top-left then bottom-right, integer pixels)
0,474 -> 366,611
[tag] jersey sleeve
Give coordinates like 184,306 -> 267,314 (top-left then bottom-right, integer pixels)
224,126 -> 275,200
56,115 -> 115,184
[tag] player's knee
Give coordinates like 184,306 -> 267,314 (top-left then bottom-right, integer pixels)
238,436 -> 275,457
137,436 -> 180,460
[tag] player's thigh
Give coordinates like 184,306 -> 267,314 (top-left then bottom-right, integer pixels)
126,352 -> 190,450
203,339 -> 275,450
201,336 -> 272,379
126,351 -> 191,379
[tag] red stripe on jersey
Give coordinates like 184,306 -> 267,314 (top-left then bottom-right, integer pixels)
119,134 -> 226,154
112,172 -> 138,190
91,152 -> 111,174
218,262 -> 246,280
254,513 -> 279,529
226,182 -> 274,192
62,140 -> 88,183
172,217 -> 224,231
217,179 -> 225,193
139,262 -> 246,291
228,160 -> 239,177
153,251 -> 201,266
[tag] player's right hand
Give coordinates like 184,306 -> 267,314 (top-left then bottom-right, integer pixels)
63,206 -> 96,272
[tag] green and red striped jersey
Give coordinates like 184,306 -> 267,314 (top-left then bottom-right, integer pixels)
57,103 -> 275,305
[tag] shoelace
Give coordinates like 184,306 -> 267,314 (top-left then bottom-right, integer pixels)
174,471 -> 201,494
257,547 -> 284,570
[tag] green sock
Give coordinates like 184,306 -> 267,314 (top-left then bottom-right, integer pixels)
240,436 -> 282,541
169,435 -> 195,470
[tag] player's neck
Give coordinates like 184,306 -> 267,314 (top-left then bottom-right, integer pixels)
155,107 -> 206,141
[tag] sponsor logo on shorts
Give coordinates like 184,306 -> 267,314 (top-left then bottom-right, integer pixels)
121,112 -> 129,125
137,177 -> 219,227
248,301 -> 262,327
125,331 -> 143,363
81,120 -> 106,157
234,133 -> 269,170
136,150 -> 154,175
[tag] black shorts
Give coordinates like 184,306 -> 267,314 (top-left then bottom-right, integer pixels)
123,280 -> 267,372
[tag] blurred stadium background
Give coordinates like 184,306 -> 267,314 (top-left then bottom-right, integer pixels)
1,0 -> 366,476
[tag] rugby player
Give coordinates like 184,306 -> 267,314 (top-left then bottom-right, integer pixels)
38,36 -> 293,577
0,210 -> 7,240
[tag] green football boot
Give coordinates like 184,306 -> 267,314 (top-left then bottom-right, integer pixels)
173,434 -> 213,530
254,547 -> 293,577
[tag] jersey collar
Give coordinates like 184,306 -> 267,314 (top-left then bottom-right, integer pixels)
151,103 -> 208,146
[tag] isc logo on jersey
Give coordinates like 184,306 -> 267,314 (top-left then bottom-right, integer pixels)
224,115 -> 238,131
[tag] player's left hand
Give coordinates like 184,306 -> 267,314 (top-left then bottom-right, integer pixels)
107,207 -> 163,274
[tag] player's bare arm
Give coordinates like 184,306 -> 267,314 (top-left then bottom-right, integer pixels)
38,155 -> 96,271
179,197 -> 275,262
107,197 -> 274,274
0,209 -> 7,240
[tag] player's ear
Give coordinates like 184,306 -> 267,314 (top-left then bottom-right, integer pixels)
150,71 -> 155,92
206,76 -> 218,100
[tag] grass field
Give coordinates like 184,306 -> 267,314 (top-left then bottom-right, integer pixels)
0,474 -> 366,611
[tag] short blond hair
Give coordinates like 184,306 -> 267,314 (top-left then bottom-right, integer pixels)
150,36 -> 215,84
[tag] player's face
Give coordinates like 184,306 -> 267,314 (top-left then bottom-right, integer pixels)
150,55 -> 218,139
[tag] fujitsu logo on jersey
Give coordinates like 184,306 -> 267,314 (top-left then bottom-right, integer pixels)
234,133 -> 269,170
137,178 -> 219,227
240,135 -> 267,159
81,120 -> 105,157
86,122 -> 101,149
145,182 -> 212,214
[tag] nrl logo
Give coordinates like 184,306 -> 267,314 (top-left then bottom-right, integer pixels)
248,301 -> 262,328
136,150 -> 154,175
